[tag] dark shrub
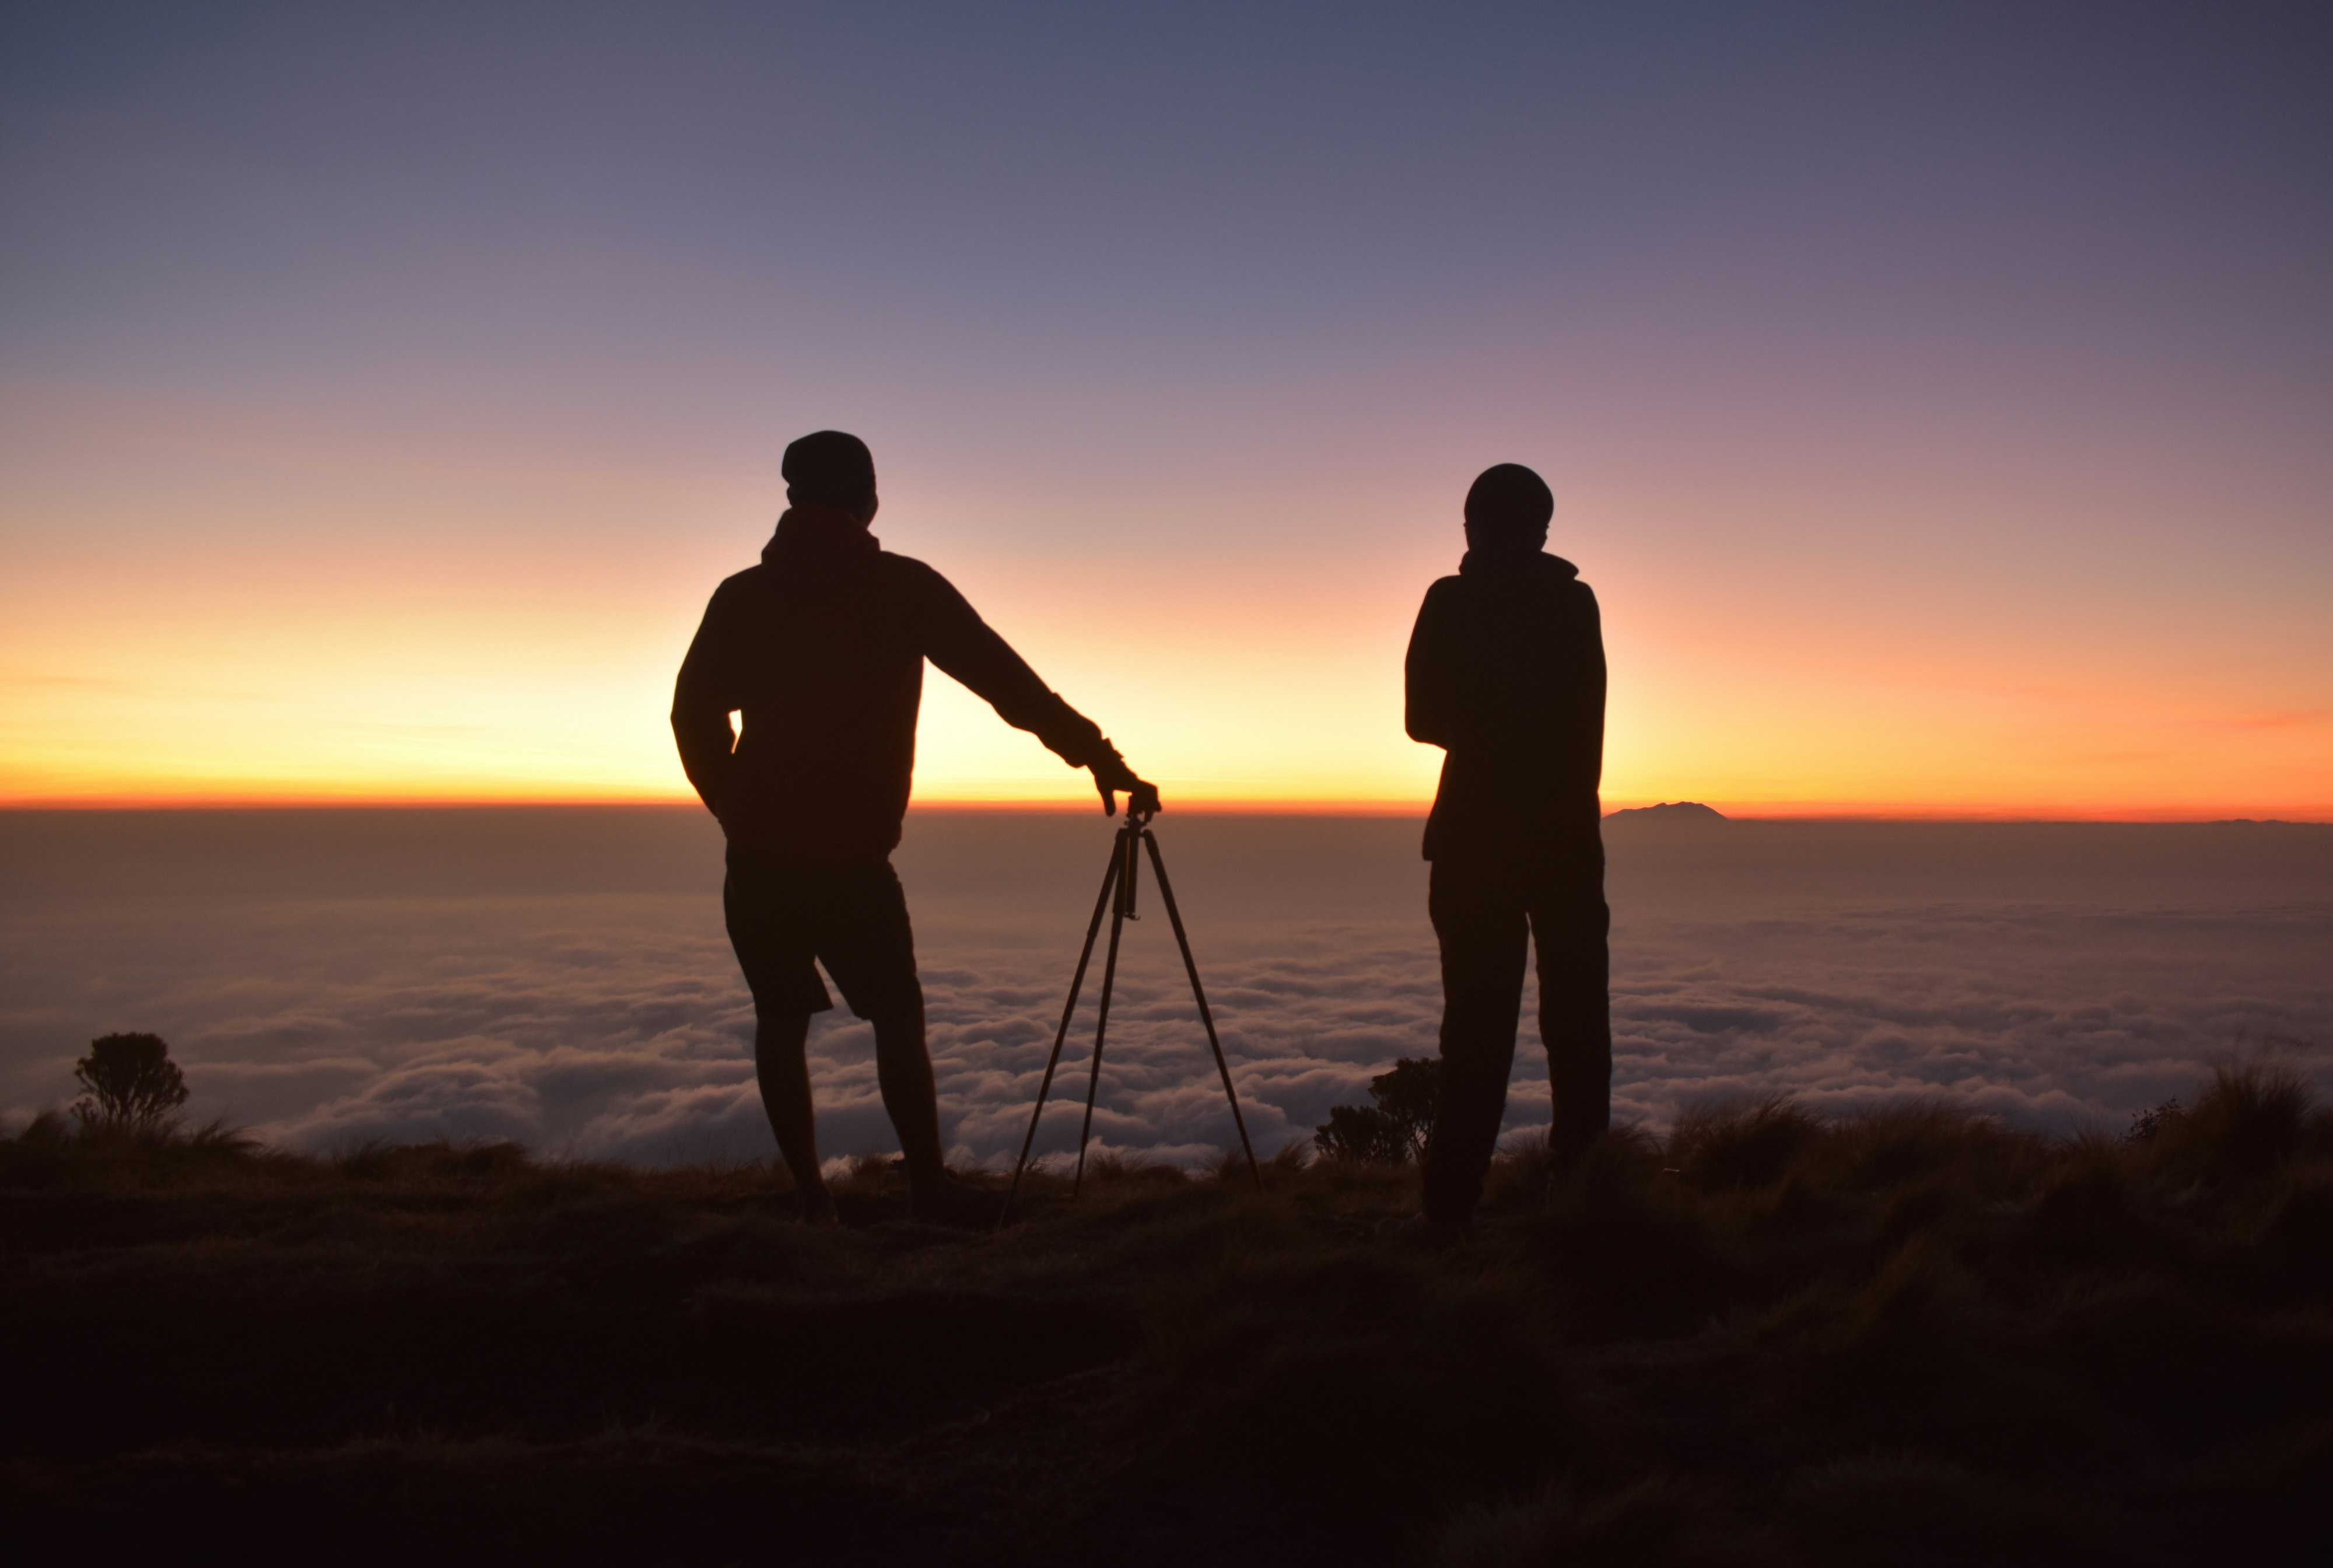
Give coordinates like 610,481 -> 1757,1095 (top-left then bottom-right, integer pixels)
2126,1097 -> 2184,1143
71,1033 -> 189,1130
0,1109 -> 75,1189
1315,1056 -> 1438,1164
1313,1102 -> 1413,1164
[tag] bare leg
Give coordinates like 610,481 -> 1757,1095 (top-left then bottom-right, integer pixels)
868,996 -> 947,1206
753,1011 -> 835,1223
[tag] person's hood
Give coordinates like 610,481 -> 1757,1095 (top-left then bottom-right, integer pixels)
761,503 -> 880,578
1459,548 -> 1577,581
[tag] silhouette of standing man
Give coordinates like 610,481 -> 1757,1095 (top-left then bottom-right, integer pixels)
1404,464 -> 1609,1233
674,432 -> 1158,1225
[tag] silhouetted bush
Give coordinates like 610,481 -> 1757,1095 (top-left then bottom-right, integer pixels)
1312,1103 -> 1410,1164
2127,1096 -> 2184,1143
71,1032 -> 188,1131
1313,1055 -> 1438,1163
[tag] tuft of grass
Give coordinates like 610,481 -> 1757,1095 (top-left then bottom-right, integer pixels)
2148,1062 -> 2324,1178
1812,1100 -> 2044,1197
1670,1095 -> 1825,1191
334,1138 -> 534,1185
1084,1149 -> 1192,1188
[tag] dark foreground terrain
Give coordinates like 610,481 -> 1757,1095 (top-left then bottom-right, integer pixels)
5,1068 -> 2331,1567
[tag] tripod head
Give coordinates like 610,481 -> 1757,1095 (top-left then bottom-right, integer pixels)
1097,762 -> 1161,820
1110,784 -> 1162,820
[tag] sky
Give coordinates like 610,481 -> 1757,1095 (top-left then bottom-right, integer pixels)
7,811 -> 2328,1159
3,1 -> 2329,815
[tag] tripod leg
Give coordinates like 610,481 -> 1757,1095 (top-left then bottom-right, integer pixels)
998,842 -> 1122,1230
1144,830 -> 1263,1190
1073,829 -> 1138,1197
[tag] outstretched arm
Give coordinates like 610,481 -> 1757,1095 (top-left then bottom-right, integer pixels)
917,567 -> 1160,815
671,591 -> 741,820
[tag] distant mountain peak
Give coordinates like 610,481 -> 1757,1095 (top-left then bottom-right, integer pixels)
1606,801 -> 1728,823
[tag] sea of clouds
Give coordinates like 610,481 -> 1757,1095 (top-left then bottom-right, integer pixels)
3,809 -> 2328,1167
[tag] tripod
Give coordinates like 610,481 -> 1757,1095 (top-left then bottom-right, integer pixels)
997,811 -> 1260,1227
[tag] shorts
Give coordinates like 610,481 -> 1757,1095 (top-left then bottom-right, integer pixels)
723,847 -> 922,1020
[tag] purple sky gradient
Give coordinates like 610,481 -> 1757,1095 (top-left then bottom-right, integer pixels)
3,2 -> 2328,811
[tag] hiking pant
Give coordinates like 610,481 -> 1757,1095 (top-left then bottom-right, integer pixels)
1420,839 -> 1612,1223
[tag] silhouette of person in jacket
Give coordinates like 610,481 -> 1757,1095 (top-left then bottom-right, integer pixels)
1404,463 -> 1609,1231
673,430 -> 1157,1224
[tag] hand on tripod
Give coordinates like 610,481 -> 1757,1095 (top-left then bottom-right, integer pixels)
1089,751 -> 1161,818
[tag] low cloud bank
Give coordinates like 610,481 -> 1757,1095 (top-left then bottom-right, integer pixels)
3,813 -> 2326,1163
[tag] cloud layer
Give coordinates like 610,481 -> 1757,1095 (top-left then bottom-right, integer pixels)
3,813 -> 2327,1165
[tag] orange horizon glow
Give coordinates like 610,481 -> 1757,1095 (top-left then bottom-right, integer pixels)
10,381 -> 2325,831
5,790 -> 2324,825
8,451 -> 2327,827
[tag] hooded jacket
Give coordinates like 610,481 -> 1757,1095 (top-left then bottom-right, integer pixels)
1404,549 -> 1606,861
672,506 -> 1115,861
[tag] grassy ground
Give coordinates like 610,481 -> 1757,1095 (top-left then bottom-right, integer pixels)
5,1067 -> 2331,1566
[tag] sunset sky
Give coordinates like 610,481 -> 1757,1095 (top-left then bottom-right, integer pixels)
3,2 -> 2327,817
